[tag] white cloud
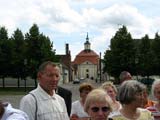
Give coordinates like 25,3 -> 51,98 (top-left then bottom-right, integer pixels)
73,0 -> 106,4
53,2 -> 160,59
70,41 -> 84,60
150,17 -> 160,37
0,0 -> 160,60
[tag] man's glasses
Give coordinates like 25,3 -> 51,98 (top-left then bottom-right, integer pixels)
91,106 -> 110,112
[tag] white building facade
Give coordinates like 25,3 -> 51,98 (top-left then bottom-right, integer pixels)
73,33 -> 100,80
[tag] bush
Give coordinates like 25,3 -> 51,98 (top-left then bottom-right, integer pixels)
138,78 -> 155,86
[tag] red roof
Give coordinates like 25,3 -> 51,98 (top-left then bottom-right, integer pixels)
73,50 -> 99,65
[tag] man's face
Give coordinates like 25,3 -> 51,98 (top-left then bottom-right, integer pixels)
38,65 -> 60,95
80,89 -> 91,101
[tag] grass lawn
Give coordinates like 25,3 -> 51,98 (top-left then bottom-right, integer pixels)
0,87 -> 35,95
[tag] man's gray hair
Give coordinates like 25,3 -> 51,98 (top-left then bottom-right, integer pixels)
38,61 -> 58,73
119,71 -> 131,82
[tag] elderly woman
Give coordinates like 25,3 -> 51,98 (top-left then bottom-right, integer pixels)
84,88 -> 112,120
109,80 -> 153,120
70,82 -> 94,120
101,81 -> 121,112
147,80 -> 160,120
141,85 -> 154,108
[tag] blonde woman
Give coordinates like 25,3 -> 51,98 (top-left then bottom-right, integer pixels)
84,88 -> 113,120
101,81 -> 121,112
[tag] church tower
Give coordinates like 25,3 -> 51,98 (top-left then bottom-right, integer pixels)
73,33 -> 99,80
84,32 -> 91,51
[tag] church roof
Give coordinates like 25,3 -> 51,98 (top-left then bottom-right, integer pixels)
73,49 -> 99,65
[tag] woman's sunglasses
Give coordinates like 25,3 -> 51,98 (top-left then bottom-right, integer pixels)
91,106 -> 110,112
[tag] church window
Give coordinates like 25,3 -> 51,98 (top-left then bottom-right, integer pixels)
86,69 -> 89,72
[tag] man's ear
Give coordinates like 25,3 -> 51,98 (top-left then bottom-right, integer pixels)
37,72 -> 42,80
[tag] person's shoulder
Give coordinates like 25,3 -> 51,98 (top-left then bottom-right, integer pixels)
20,89 -> 37,104
109,110 -> 121,118
139,108 -> 153,116
58,86 -> 71,92
139,108 -> 151,112
55,93 -> 65,101
55,94 -> 68,107
109,111 -> 123,119
138,108 -> 154,119
6,111 -> 29,120
21,93 -> 33,100
4,103 -> 29,120
72,100 -> 80,105
58,86 -> 72,95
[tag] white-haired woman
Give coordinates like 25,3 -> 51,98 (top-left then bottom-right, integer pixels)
110,80 -> 153,120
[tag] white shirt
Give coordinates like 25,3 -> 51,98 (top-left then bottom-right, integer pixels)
71,100 -> 89,118
20,84 -> 69,120
1,103 -> 29,120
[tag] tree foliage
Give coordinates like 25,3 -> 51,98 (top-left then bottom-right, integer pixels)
11,28 -> 26,77
151,33 -> 160,75
0,26 -> 13,87
103,26 -> 160,81
138,34 -> 154,77
0,26 -> 10,77
25,24 -> 56,83
104,26 -> 135,80
0,24 -> 57,87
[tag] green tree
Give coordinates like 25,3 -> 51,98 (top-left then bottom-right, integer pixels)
151,33 -> 160,75
10,28 -> 26,87
0,26 -> 12,87
25,24 -> 56,86
138,34 -> 154,77
25,24 -> 41,86
38,33 -> 55,62
103,50 -> 114,76
103,26 -> 135,81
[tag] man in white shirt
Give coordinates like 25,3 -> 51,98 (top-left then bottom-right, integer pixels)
20,61 -> 69,120
0,102 -> 29,120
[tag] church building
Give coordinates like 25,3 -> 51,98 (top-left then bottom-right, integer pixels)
73,33 -> 100,80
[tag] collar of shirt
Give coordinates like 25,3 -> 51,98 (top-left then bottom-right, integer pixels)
37,84 -> 57,100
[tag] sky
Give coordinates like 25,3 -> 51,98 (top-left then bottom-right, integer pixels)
0,0 -> 160,61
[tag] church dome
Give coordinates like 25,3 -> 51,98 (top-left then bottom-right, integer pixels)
73,33 -> 99,65
73,49 -> 99,65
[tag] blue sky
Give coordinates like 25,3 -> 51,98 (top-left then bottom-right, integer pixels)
0,0 -> 160,61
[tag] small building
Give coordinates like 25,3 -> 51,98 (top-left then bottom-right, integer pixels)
56,44 -> 73,84
73,33 -> 100,80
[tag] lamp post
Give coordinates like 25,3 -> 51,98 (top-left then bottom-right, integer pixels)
99,52 -> 102,83
24,59 -> 27,92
